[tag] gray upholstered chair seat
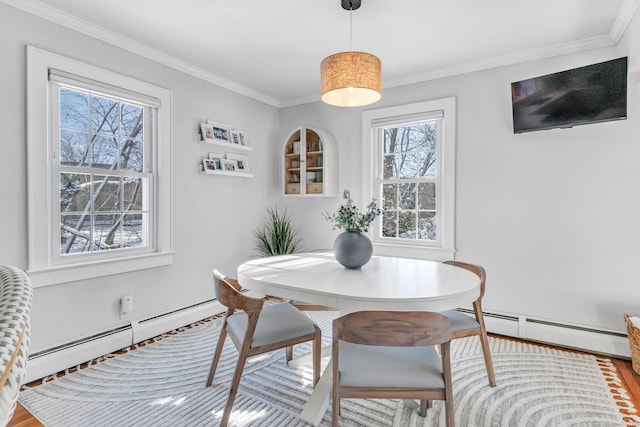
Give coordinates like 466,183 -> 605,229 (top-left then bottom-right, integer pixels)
227,303 -> 317,348
338,342 -> 444,388
441,309 -> 480,332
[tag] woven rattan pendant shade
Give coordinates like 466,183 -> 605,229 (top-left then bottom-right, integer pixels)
321,51 -> 381,107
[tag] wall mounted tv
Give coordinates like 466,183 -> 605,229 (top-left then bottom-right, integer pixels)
511,57 -> 627,134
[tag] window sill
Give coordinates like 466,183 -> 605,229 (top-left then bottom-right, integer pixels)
373,242 -> 455,262
28,252 -> 175,288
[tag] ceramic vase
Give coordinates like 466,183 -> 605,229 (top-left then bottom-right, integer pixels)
333,231 -> 373,269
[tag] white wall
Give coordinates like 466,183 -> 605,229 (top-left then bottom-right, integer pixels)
278,16 -> 640,335
2,1 -> 639,362
0,3 -> 279,353
272,106 -> 363,251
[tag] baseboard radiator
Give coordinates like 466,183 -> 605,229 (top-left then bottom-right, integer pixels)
460,308 -> 631,359
25,299 -> 225,383
25,302 -> 630,383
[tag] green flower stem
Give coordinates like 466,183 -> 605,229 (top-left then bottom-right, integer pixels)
322,190 -> 383,233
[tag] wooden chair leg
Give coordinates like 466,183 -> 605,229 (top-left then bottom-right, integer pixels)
478,328 -> 496,387
442,342 -> 455,427
220,344 -> 251,427
312,325 -> 321,386
332,374 -> 340,427
332,339 -> 340,427
474,300 -> 496,387
206,324 -> 228,386
219,311 -> 261,426
419,400 -> 429,417
286,345 -> 293,362
445,398 -> 455,427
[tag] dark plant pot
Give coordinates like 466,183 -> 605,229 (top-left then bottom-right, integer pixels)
333,231 -> 373,269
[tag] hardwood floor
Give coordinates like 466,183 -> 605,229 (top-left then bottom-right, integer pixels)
612,358 -> 640,422
7,403 -> 43,427
8,345 -> 640,426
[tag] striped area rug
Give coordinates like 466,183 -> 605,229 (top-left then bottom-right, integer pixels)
19,310 -> 640,426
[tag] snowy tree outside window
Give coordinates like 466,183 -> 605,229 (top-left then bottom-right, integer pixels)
379,121 -> 439,241
364,97 -> 456,258
54,86 -> 151,256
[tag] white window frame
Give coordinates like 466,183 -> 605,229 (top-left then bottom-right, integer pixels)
362,97 -> 456,260
27,46 -> 173,287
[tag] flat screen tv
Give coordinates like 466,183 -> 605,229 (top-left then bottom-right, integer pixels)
511,57 -> 627,133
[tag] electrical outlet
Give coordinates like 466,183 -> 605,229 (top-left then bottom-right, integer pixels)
120,295 -> 133,319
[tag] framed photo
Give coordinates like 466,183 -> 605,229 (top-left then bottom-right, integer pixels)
202,158 -> 218,173
203,120 -> 231,144
226,153 -> 250,173
230,129 -> 247,146
222,158 -> 238,172
207,153 -> 223,170
200,122 -> 215,143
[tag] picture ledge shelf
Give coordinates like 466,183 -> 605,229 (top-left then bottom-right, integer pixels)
198,138 -> 253,152
200,169 -> 254,178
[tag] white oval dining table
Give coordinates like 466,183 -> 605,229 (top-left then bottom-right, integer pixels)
236,252 -> 481,426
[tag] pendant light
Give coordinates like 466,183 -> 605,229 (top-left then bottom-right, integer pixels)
320,0 -> 381,107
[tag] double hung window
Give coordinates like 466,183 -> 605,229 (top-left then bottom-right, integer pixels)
362,98 -> 456,259
27,47 -> 173,286
53,82 -> 152,258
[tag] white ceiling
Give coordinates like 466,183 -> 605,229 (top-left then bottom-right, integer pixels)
5,0 -> 640,107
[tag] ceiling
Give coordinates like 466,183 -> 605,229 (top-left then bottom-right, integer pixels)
5,0 -> 639,107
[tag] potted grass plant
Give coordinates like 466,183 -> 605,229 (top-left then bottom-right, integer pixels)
254,207 -> 302,257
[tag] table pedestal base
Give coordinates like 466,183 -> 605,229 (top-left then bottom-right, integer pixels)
299,360 -> 332,426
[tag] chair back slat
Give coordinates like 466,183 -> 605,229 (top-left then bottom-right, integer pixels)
213,269 -> 264,313
443,260 -> 486,297
442,260 -> 496,387
334,311 -> 451,347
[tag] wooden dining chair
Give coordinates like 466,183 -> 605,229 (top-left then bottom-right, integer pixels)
442,260 -> 496,387
206,269 -> 322,426
332,310 -> 455,427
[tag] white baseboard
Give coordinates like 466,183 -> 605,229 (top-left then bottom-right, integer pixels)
130,300 -> 225,344
25,328 -> 133,383
25,300 -> 224,383
479,310 -> 630,358
25,302 -> 631,384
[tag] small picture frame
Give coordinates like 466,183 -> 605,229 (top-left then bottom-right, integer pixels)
230,129 -> 248,146
202,158 -> 217,173
207,153 -> 223,170
226,153 -> 250,173
203,120 -> 231,144
200,122 -> 215,143
222,158 -> 238,172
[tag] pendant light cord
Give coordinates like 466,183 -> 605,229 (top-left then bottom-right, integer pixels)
349,6 -> 353,51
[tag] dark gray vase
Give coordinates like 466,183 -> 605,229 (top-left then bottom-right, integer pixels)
333,231 -> 373,269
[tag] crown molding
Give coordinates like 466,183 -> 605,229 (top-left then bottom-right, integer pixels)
383,35 -> 617,91
281,34 -> 618,106
281,1 -> 640,107
4,0 -> 638,109
0,0 -> 281,108
610,0 -> 640,42
280,94 -> 321,108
